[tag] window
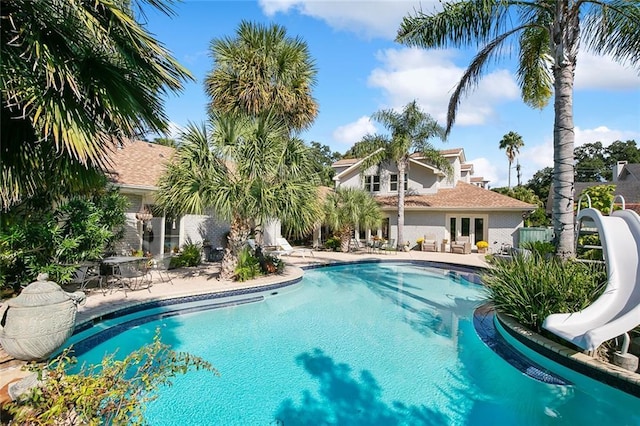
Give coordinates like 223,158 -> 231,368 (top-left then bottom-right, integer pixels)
164,216 -> 181,254
364,175 -> 380,192
389,174 -> 408,192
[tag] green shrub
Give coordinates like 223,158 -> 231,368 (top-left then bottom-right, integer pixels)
179,241 -> 202,267
0,189 -> 127,291
234,247 -> 262,282
168,241 -> 202,269
7,330 -> 216,425
482,254 -> 607,332
324,236 -> 341,251
520,241 -> 556,258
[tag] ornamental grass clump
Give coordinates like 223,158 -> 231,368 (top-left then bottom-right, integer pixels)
482,253 -> 606,333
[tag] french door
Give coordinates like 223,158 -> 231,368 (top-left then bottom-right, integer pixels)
447,215 -> 487,245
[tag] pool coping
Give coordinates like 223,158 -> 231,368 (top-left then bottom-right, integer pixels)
496,311 -> 640,398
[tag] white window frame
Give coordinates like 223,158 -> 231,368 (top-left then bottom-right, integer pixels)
389,174 -> 408,192
364,175 -> 380,192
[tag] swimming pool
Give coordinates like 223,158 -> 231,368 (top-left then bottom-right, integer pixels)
73,262 -> 640,425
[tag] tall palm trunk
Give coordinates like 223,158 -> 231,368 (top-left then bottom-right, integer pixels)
220,214 -> 251,279
396,159 -> 407,249
551,1 -> 579,259
507,159 -> 512,188
339,225 -> 353,253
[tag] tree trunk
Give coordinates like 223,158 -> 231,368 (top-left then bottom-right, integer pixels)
396,159 -> 407,249
551,1 -> 579,259
507,159 -> 512,188
219,215 -> 251,280
339,225 -> 353,253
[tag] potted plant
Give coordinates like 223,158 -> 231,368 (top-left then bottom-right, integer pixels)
416,237 -> 424,251
477,240 -> 489,253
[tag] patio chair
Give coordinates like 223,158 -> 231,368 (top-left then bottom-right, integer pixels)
71,262 -> 103,292
421,235 -> 438,252
450,236 -> 471,254
152,254 -> 174,285
109,259 -> 151,296
273,237 -> 314,258
381,238 -> 397,255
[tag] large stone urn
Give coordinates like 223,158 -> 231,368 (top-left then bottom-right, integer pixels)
0,273 -> 85,361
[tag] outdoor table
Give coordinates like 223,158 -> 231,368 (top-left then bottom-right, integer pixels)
100,256 -> 150,294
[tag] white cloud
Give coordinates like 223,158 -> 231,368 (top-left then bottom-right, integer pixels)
575,51 -> 640,90
332,116 -> 376,144
259,0 -> 440,39
514,125 -> 640,183
469,157 -> 502,187
368,48 -> 519,127
575,126 -> 640,147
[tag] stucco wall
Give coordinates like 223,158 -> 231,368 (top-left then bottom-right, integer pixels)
181,211 -> 230,248
487,212 -> 524,252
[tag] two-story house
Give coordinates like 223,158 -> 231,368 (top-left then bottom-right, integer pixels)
332,148 -> 535,251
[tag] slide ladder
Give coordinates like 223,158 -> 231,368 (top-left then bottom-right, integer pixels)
542,205 -> 640,351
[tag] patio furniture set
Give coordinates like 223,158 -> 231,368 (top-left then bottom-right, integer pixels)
70,255 -> 173,296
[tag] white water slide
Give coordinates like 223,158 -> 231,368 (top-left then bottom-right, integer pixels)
542,207 -> 640,351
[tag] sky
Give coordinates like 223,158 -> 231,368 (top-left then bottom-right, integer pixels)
142,0 -> 640,188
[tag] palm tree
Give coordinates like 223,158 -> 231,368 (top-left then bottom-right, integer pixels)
397,0 -> 640,257
1,0 -> 192,211
350,100 -> 449,249
206,20 -> 318,132
323,188 -> 383,253
499,131 -> 525,188
156,112 -> 322,279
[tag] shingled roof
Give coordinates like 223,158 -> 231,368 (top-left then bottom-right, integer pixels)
105,140 -> 174,188
376,181 -> 535,210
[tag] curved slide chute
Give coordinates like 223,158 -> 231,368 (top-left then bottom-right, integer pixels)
542,208 -> 640,351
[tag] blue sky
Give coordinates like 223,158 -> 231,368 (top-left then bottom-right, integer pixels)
144,0 -> 640,187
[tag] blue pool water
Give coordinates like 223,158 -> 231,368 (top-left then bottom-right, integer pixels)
75,263 -> 640,425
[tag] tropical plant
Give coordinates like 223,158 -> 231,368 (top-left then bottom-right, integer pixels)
525,240 -> 556,257
170,241 -> 202,269
499,131 -> 525,188
7,330 -> 216,425
349,100 -> 449,249
206,20 -> 318,132
483,254 -> 606,332
397,0 -> 640,258
1,0 -> 192,211
324,236 -> 341,251
323,188 -> 383,252
235,246 -> 262,282
0,189 -> 127,291
155,113 -> 323,279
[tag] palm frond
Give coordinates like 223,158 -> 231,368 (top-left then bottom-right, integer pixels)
446,25 -> 526,134
581,0 -> 640,68
518,25 -> 553,108
396,0 -> 514,48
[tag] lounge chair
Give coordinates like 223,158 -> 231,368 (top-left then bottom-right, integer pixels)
273,237 -> 314,258
421,235 -> 438,252
450,236 -> 471,254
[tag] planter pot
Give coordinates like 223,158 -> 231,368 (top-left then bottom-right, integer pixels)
478,248 -> 487,254
0,273 -> 85,361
